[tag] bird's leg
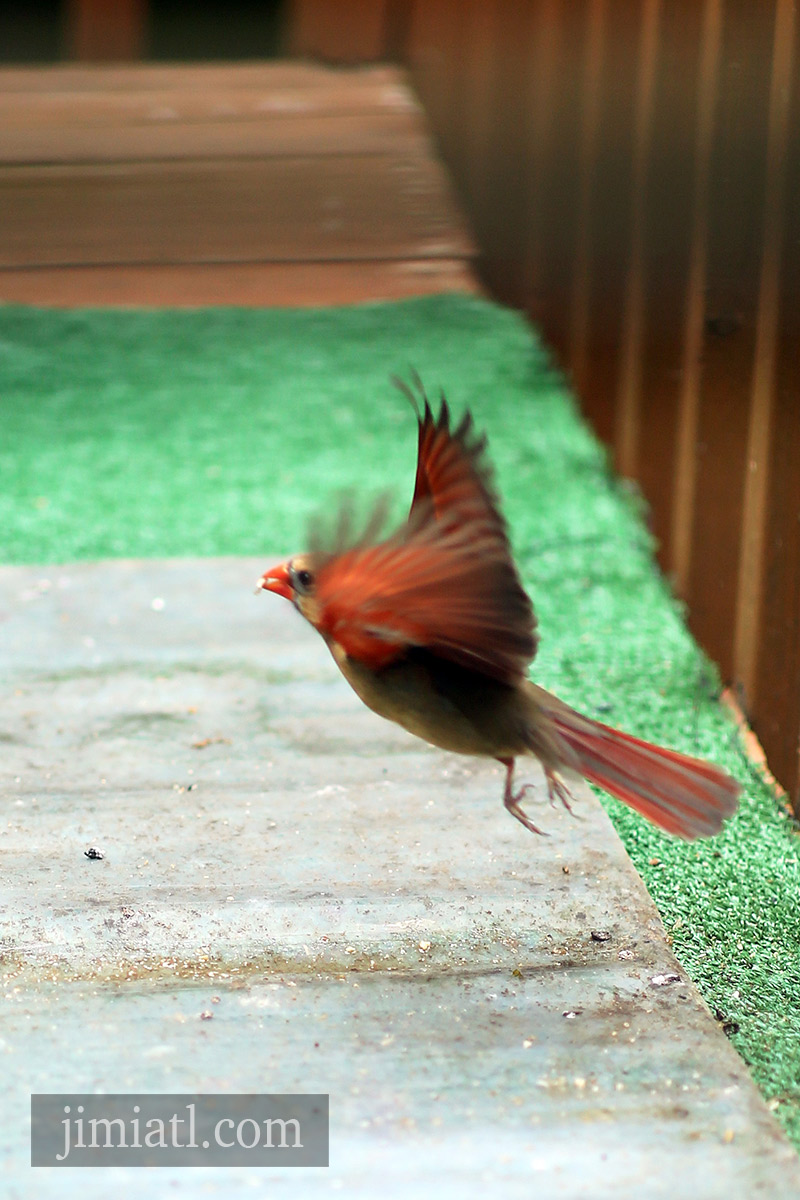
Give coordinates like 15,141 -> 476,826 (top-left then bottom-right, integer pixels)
497,757 -> 546,836
544,767 -> 576,815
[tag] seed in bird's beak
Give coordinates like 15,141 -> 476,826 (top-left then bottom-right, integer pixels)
256,564 -> 294,600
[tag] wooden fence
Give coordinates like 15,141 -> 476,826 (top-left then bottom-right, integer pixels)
292,0 -> 800,811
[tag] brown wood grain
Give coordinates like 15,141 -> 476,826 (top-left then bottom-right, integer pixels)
405,0 -> 467,177
670,0 -> 723,591
0,76 -> 420,129
754,319 -> 800,810
634,0 -> 718,575
0,62 -> 427,165
524,0 -> 591,358
754,355 -> 800,809
0,113 -> 427,166
0,155 -> 474,268
568,0 -> 608,392
0,259 -> 481,307
520,0 -> 563,330
472,0 -> 536,310
613,0 -> 661,481
733,0 -> 796,705
569,0 -> 642,448
749,0 -> 800,810
0,62 -> 404,93
0,59 -> 478,307
684,0 -> 776,680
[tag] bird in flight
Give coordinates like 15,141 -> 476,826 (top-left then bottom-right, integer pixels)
258,378 -> 740,839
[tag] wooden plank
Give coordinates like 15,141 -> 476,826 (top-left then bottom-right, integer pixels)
0,62 -> 405,93
0,156 -> 475,268
0,59 -> 479,307
0,77 -> 422,129
288,0 -> 390,62
683,0 -> 776,680
0,113 -> 428,166
0,259 -> 482,307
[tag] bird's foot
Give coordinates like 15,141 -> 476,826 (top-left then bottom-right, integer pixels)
498,757 -> 547,836
545,768 -> 576,816
505,791 -> 547,836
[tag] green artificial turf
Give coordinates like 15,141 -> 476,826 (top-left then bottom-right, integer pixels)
2,294 -> 799,1143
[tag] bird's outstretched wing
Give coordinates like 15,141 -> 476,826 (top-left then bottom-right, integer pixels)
394,374 -> 510,546
310,389 -> 538,683
312,515 -> 536,683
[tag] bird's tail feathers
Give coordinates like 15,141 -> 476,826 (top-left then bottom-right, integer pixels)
545,703 -> 740,839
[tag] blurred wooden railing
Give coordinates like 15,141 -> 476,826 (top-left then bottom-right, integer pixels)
292,0 -> 800,809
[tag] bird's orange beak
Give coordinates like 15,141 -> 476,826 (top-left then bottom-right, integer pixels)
257,561 -> 293,600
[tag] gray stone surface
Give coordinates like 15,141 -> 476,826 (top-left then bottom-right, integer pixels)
1,558 -> 798,1197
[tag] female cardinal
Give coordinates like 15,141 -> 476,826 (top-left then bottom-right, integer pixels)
258,380 -> 740,839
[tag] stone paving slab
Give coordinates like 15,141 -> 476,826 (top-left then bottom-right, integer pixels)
1,559 -> 799,1198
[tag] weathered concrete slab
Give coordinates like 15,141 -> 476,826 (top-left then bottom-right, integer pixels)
1,559 -> 798,1198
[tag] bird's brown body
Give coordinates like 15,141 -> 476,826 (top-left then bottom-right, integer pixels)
334,641 -> 565,764
259,381 -> 740,840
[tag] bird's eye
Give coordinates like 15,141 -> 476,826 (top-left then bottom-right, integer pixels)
291,565 -> 315,592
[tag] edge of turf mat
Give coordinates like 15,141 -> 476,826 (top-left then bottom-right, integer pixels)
3,293 -> 799,1148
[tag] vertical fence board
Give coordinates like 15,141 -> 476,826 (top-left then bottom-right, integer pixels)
525,0 -> 592,361
520,0 -> 564,327
754,331 -> 800,807
733,0 -> 796,705
442,0 -> 503,258
568,0 -> 609,392
683,0 -> 776,681
65,0 -> 147,61
289,0 -> 390,62
574,0 -> 645,449
750,0 -> 800,806
632,0 -> 717,576
614,0 -> 661,481
405,1 -> 468,179
670,0 -> 724,592
473,2 -> 542,309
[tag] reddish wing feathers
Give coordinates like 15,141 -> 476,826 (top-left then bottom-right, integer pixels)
409,388 -> 509,547
313,516 -> 536,683
310,389 -> 537,682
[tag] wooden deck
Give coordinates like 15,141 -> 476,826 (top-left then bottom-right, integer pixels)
0,62 -> 479,307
